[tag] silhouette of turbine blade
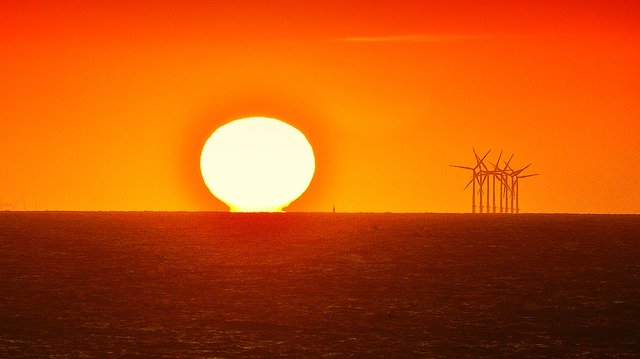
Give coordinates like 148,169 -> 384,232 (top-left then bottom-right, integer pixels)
504,153 -> 514,169
475,149 -> 490,171
514,163 -> 532,175
519,173 -> 539,179
464,177 -> 474,190
450,165 -> 474,170
494,151 -> 503,170
496,174 -> 510,188
481,149 -> 491,162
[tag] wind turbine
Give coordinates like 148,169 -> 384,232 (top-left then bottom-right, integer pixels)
490,151 -> 503,213
451,149 -> 490,213
489,158 -> 504,213
514,171 -> 538,213
473,149 -> 491,213
501,154 -> 515,213
449,163 -> 477,213
504,162 -> 534,213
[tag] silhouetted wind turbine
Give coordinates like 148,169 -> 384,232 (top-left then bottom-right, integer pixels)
501,154 -> 515,213
491,151 -> 503,213
451,149 -> 490,213
505,162 -> 533,213
514,171 -> 538,213
449,164 -> 476,212
474,149 -> 491,213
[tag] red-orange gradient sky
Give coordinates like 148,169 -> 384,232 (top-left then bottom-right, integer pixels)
1,0 -> 639,213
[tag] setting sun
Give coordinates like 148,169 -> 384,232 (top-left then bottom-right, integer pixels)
200,117 -> 315,212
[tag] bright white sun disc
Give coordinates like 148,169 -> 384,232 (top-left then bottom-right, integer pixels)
200,117 -> 315,212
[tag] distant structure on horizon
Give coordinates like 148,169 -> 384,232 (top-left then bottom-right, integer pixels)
451,150 -> 538,214
0,199 -> 21,211
0,193 -> 29,211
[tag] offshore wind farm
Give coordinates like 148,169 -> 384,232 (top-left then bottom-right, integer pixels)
451,150 -> 538,214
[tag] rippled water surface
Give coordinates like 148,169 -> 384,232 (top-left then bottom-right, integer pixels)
1,212 -> 639,357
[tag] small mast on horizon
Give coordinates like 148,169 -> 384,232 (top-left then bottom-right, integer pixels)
451,149 -> 538,214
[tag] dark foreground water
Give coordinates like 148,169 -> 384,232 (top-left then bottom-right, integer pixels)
1,212 -> 639,357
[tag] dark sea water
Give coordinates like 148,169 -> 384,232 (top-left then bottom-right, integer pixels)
1,212 -> 639,357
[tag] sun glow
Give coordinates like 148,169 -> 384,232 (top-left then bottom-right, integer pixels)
200,117 -> 315,212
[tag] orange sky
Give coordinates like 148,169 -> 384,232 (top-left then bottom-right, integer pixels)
1,0 -> 639,213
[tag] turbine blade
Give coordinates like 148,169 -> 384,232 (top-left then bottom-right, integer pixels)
504,153 -> 514,168
481,149 -> 491,162
497,174 -> 510,188
463,177 -> 474,190
514,163 -> 532,175
450,165 -> 474,170
519,173 -> 539,179
494,151 -> 503,170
